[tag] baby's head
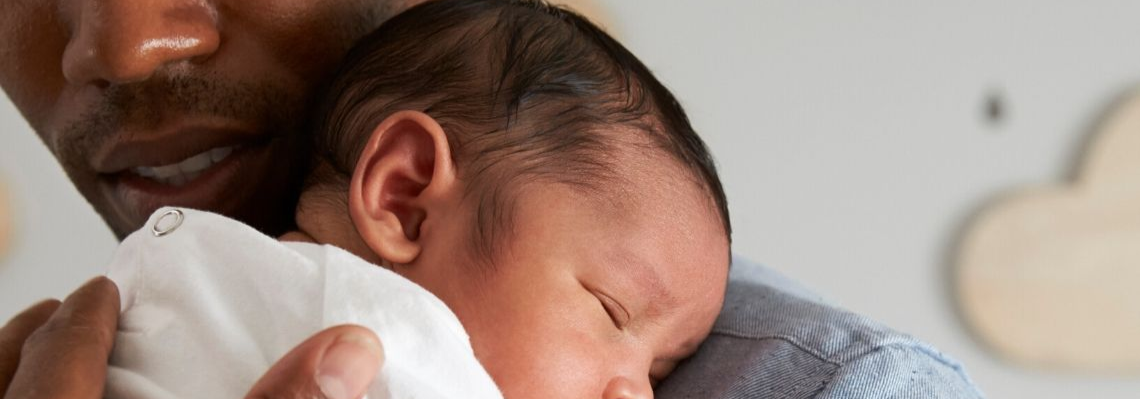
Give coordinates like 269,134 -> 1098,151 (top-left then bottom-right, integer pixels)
298,0 -> 731,396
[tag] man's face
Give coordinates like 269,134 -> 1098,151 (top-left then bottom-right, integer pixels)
0,0 -> 420,238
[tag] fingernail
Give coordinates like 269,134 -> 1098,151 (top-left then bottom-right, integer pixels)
316,332 -> 383,399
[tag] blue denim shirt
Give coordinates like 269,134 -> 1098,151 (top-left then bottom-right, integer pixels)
656,256 -> 984,398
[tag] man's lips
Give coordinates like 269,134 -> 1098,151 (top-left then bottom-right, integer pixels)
91,125 -> 268,175
104,142 -> 277,226
129,145 -> 239,186
90,123 -> 281,224
113,145 -> 245,196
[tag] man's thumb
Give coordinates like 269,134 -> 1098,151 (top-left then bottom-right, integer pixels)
246,324 -> 384,399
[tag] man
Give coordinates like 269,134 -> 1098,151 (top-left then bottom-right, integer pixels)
0,0 -> 983,398
1,1 -> 405,397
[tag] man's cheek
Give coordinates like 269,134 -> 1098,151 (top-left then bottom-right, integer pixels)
0,1 -> 69,127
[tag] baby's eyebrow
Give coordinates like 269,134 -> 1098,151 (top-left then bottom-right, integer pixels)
614,253 -> 677,314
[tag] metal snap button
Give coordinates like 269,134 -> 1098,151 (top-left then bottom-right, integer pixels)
151,209 -> 185,237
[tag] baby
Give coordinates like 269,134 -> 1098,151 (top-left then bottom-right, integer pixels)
104,0 -> 732,398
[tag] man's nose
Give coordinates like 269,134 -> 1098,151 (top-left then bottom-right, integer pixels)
602,376 -> 653,399
61,0 -> 220,86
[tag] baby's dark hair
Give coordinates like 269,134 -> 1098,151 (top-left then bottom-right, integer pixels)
311,0 -> 731,260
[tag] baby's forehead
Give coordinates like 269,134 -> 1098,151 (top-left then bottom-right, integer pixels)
562,143 -> 723,222
518,154 -> 730,281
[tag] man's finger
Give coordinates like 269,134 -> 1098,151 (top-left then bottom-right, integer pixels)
0,299 -> 61,395
5,276 -> 120,399
246,324 -> 384,399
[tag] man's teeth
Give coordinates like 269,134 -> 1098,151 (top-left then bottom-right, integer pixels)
132,146 -> 236,186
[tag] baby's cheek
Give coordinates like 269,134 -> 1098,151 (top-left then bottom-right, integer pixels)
478,318 -> 609,398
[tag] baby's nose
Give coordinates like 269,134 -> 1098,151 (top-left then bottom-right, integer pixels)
602,376 -> 653,399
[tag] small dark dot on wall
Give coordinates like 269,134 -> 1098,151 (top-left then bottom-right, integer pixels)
984,89 -> 1007,128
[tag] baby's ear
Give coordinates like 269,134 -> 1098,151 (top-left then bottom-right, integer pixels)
348,111 -> 458,265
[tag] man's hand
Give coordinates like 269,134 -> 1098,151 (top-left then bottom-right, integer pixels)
0,277 -> 384,399
1,277 -> 115,398
246,325 -> 385,399
0,300 -> 60,396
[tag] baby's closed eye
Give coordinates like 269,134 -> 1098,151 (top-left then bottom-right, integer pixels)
594,291 -> 630,328
584,283 -> 631,329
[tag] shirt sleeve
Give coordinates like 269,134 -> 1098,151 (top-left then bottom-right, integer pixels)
817,344 -> 985,399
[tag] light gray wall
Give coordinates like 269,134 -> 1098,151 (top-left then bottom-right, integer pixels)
2,1 -> 1139,397
0,100 -> 118,318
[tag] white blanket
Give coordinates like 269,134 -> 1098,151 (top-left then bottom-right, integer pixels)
103,207 -> 502,399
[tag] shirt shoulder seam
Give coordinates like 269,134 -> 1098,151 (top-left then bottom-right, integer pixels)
708,330 -> 843,367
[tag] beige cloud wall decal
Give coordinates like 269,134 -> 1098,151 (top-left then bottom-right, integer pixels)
956,90 -> 1140,371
